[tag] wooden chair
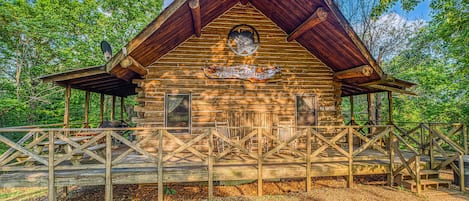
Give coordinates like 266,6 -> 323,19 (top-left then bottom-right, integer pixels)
215,120 -> 235,153
277,120 -> 297,153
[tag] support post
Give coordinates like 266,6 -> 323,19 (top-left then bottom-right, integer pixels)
64,85 -> 71,128
306,128 -> 312,192
350,96 -> 355,125
100,94 -> 105,124
105,131 -> 113,201
387,91 -> 393,125
120,97 -> 125,121
459,154 -> 465,192
208,129 -> 214,200
429,124 -> 434,169
111,96 -> 116,121
415,155 -> 421,194
84,90 -> 90,128
367,93 -> 375,125
420,123 -> 425,155
464,124 -> 468,155
158,130 -> 164,201
48,131 -> 56,201
257,128 -> 263,196
388,127 -> 395,186
348,127 -> 353,188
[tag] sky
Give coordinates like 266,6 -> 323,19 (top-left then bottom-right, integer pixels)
162,0 -> 432,22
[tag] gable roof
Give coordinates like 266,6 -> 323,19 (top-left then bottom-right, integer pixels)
42,0 -> 415,97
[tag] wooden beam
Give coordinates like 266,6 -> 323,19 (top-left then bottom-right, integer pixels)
64,85 -> 71,128
105,131 -> 113,201
120,97 -> 125,121
387,91 -> 393,125
100,94 -> 105,124
120,56 -> 148,76
111,96 -> 116,121
105,0 -> 187,72
44,69 -> 106,83
350,96 -> 355,124
84,91 -> 90,128
189,0 -> 201,37
324,0 -> 384,77
287,7 -> 328,42
240,0 -> 249,5
48,131 -> 56,201
367,84 -> 417,96
334,65 -> 373,79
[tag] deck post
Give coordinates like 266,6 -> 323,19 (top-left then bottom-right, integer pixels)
120,97 -> 125,121
463,124 -> 468,155
208,128 -> 214,200
388,127 -> 395,186
350,96 -> 355,125
158,130 -> 164,201
306,127 -> 312,192
347,127 -> 353,188
459,154 -> 465,191
48,131 -> 56,201
111,95 -> 116,121
64,85 -> 71,128
84,90 -> 90,128
257,128 -> 263,196
387,91 -> 393,125
420,123 -> 425,155
415,154 -> 421,194
367,93 -> 375,125
100,94 -> 105,124
105,131 -> 113,201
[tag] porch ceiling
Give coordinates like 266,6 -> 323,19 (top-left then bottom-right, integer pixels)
40,66 -> 137,97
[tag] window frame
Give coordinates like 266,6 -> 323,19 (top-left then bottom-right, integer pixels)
295,94 -> 318,128
164,93 -> 192,134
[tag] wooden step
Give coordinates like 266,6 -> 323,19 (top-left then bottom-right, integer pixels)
401,179 -> 452,192
397,169 -> 440,182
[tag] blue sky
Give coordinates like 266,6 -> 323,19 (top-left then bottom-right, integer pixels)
163,0 -> 431,21
391,1 -> 431,21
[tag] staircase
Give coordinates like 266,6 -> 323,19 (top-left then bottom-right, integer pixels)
395,170 -> 452,192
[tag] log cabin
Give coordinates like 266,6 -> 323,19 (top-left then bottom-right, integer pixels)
1,1 -> 467,201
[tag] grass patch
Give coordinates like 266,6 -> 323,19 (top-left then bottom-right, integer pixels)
0,187 -> 47,201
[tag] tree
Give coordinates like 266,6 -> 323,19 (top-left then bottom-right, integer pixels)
0,0 -> 163,127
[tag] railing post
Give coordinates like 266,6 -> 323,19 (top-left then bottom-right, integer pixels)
415,154 -> 421,194
306,127 -> 312,192
459,154 -> 465,192
158,130 -> 164,201
429,124 -> 434,169
347,127 -> 353,188
208,128 -> 214,200
388,126 -> 395,186
257,127 -> 263,196
105,131 -> 113,201
48,131 -> 56,201
419,123 -> 425,155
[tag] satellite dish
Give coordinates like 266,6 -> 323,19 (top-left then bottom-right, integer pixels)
100,41 -> 112,61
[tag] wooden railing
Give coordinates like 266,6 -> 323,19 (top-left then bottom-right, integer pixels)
0,123 -> 466,200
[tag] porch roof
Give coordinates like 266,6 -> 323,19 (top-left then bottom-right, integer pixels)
39,65 -> 137,97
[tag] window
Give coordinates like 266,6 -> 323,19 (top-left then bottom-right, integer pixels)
165,94 -> 191,133
295,95 -> 317,127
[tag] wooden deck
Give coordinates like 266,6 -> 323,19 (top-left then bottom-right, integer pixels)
0,124 -> 466,200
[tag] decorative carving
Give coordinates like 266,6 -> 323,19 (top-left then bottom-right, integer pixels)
227,24 -> 260,56
202,65 -> 281,82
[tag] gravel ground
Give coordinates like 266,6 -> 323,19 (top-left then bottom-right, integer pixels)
41,176 -> 468,201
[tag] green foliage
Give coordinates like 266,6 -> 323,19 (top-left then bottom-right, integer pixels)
0,0 -> 163,128
164,186 -> 177,195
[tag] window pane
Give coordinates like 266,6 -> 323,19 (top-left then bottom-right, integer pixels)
296,95 -> 316,126
166,94 -> 190,133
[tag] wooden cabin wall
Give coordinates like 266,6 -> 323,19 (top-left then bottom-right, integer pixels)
133,3 -> 344,135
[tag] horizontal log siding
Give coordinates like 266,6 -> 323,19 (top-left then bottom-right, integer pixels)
134,4 -> 343,130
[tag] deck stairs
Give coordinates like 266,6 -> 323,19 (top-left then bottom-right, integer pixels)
395,169 -> 452,192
